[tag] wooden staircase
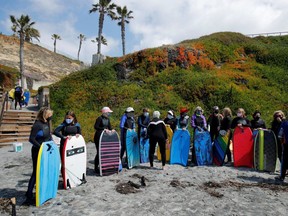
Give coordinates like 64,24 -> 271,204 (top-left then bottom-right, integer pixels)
0,87 -> 38,146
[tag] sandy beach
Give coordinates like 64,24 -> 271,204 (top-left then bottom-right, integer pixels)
0,141 -> 287,216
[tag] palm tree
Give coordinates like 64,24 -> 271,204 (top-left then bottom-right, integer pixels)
77,34 -> 86,61
24,28 -> 40,42
51,34 -> 61,53
89,0 -> 117,56
10,14 -> 40,88
91,35 -> 108,46
116,6 -> 133,56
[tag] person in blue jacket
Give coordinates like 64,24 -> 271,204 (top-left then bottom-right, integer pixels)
137,108 -> 150,140
275,118 -> 288,182
23,107 -> 53,206
120,107 -> 136,164
177,107 -> 190,130
191,106 -> 207,165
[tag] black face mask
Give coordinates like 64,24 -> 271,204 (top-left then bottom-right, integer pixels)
46,116 -> 52,122
254,116 -> 260,121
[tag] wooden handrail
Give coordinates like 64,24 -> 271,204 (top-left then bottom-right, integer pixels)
0,91 -> 8,127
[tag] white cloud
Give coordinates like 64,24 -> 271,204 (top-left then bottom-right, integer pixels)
28,0 -> 65,16
116,0 -> 288,53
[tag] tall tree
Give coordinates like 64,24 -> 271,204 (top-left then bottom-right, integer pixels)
116,6 -> 133,56
51,34 -> 61,53
10,14 -> 40,88
77,34 -> 86,61
89,0 -> 117,55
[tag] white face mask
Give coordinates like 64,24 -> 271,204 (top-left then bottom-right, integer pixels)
167,114 -> 173,119
66,118 -> 73,124
237,113 -> 242,118
144,112 -> 149,117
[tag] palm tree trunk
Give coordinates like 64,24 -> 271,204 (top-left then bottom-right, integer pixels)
98,12 -> 105,55
121,19 -> 126,56
54,39 -> 56,53
19,32 -> 25,87
77,40 -> 82,61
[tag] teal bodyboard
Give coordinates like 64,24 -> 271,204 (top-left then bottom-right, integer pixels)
170,129 -> 190,166
126,130 -> 140,169
36,141 -> 60,206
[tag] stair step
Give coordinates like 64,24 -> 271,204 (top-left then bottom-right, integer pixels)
0,132 -> 30,137
0,125 -> 32,132
0,136 -> 29,143
1,120 -> 35,124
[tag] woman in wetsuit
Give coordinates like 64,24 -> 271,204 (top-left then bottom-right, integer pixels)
53,111 -> 81,158
93,107 -> 114,173
23,107 -> 53,206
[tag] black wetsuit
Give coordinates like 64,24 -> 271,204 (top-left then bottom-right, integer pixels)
120,114 -> 135,161
137,114 -> 150,140
231,117 -> 251,129
164,117 -> 177,132
14,86 -> 23,110
147,118 -> 167,167
271,120 -> 282,162
207,114 -> 222,142
251,118 -> 266,130
94,115 -> 112,171
26,120 -> 51,199
53,122 -> 81,160
220,116 -> 232,162
279,120 -> 288,180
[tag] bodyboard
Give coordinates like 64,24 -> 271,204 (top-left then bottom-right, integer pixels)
140,137 -> 150,163
194,129 -> 213,166
232,126 -> 254,168
157,125 -> 173,161
36,141 -> 60,207
99,131 -> 121,176
213,131 -> 231,166
62,135 -> 87,189
170,129 -> 190,166
126,130 -> 140,169
254,129 -> 277,172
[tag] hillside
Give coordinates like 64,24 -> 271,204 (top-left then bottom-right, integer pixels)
0,34 -> 86,88
49,32 -> 288,141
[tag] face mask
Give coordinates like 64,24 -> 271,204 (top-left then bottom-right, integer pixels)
65,118 -> 73,124
144,112 -> 149,117
167,114 -> 173,119
254,116 -> 260,121
46,116 -> 52,122
127,112 -> 134,118
237,113 -> 242,117
196,111 -> 201,116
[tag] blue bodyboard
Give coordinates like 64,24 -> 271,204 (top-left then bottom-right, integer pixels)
194,129 -> 212,166
126,130 -> 140,169
140,137 -> 150,163
170,129 -> 190,166
36,141 -> 61,206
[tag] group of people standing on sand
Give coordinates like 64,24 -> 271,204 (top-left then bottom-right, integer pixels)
23,105 -> 288,205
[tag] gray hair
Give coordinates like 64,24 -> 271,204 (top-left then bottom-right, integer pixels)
153,111 -> 160,118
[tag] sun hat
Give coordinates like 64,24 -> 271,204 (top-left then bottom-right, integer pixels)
125,107 -> 134,113
101,107 -> 113,113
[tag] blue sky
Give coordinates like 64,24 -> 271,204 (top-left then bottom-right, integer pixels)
0,0 -> 287,64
